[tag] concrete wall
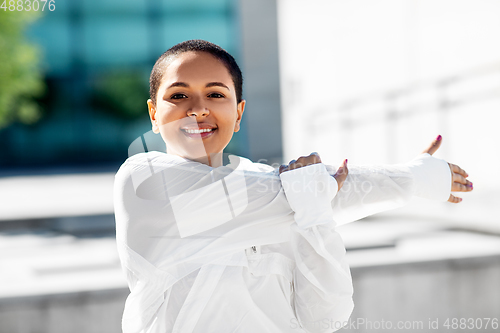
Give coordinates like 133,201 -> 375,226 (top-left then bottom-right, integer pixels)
0,289 -> 127,333
346,255 -> 500,333
1,254 -> 498,333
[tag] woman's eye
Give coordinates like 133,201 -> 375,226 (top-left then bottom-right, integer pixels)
171,94 -> 187,100
208,92 -> 224,98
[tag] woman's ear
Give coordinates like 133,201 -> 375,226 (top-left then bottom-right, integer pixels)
234,100 -> 246,132
147,99 -> 160,134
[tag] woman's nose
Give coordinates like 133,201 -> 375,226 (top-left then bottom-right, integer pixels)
187,108 -> 209,117
187,99 -> 210,117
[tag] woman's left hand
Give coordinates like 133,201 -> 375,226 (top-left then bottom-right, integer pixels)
422,135 -> 473,203
279,153 -> 348,192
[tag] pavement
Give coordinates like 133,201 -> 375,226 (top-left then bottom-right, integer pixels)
0,172 -> 115,221
0,230 -> 124,299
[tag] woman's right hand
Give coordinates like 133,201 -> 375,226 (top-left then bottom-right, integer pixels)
421,135 -> 473,203
279,153 -> 349,191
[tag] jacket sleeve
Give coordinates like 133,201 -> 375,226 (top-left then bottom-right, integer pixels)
280,163 -> 354,333
325,153 -> 452,226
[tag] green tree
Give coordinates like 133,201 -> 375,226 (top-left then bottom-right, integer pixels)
90,70 -> 149,120
0,10 -> 44,128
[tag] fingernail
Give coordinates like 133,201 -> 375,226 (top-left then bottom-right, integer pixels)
459,198 -> 463,202
345,159 -> 348,164
436,135 -> 442,141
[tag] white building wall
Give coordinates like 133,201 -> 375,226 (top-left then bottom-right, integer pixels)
277,0 -> 500,178
277,0 -> 500,230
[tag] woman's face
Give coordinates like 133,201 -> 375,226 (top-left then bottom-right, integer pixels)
148,51 -> 245,166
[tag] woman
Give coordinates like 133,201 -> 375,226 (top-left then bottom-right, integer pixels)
114,40 -> 472,333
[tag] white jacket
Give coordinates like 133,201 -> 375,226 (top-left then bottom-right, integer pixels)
113,151 -> 451,333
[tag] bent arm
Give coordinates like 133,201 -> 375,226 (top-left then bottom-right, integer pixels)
280,163 -> 354,333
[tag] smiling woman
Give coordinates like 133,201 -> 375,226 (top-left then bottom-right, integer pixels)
146,46 -> 245,168
114,40 -> 472,333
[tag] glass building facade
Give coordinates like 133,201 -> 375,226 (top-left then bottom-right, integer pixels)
0,0 -> 246,170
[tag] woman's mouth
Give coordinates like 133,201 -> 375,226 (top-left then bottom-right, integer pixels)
180,127 -> 217,139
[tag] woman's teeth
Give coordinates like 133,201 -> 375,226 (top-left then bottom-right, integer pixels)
184,128 -> 214,134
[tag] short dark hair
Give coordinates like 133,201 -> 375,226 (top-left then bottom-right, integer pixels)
149,40 -> 243,106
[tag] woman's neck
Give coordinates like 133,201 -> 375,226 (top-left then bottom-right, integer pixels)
170,152 -> 224,168
205,152 -> 223,168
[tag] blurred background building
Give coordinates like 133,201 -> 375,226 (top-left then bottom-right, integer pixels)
278,0 -> 500,243
0,0 -> 246,171
0,0 -> 499,332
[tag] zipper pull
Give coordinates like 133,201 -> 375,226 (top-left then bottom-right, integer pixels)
251,245 -> 257,254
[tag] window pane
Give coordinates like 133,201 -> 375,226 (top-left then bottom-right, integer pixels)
162,15 -> 232,51
84,17 -> 149,66
28,18 -> 71,75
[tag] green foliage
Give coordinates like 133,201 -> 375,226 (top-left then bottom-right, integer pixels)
90,70 -> 149,119
0,10 -> 45,128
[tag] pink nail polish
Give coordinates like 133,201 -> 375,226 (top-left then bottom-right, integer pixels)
436,135 -> 442,141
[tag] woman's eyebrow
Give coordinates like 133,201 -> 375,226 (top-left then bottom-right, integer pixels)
167,82 -> 189,89
166,82 -> 229,90
205,82 -> 229,90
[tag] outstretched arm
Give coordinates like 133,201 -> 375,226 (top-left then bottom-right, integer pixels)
332,135 -> 472,225
283,136 -> 473,226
